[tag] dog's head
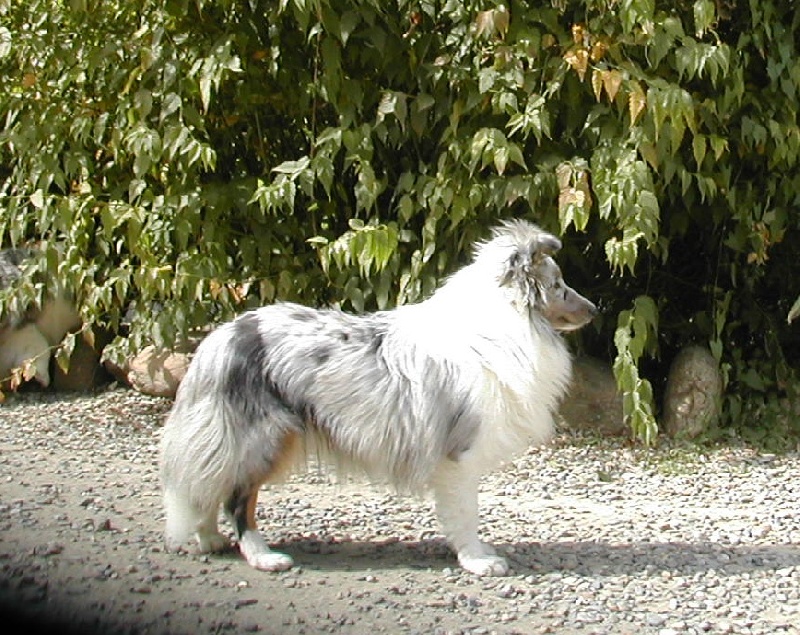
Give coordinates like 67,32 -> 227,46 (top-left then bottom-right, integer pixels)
492,221 -> 598,332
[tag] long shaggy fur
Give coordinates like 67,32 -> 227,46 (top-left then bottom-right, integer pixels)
160,220 -> 597,576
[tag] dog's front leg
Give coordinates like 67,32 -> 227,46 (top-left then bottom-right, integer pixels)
432,467 -> 509,576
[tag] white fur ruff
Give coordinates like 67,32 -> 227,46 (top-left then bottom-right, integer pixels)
160,220 -> 595,576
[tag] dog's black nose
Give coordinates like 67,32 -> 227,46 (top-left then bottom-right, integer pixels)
589,303 -> 599,317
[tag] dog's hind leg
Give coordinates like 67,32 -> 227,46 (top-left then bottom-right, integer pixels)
163,488 -> 230,554
432,465 -> 509,577
223,431 -> 301,572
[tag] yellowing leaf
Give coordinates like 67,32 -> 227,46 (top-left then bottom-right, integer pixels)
555,162 -> 572,189
475,10 -> 494,38
590,39 -> 609,62
591,69 -> 604,102
575,169 -> 593,209
603,69 -> 623,103
558,188 -> 579,210
9,368 -> 22,392
628,82 -> 646,125
475,7 -> 508,40
493,6 -> 509,38
209,279 -> 223,299
564,47 -> 589,81
21,359 -> 38,382
572,24 -> 587,45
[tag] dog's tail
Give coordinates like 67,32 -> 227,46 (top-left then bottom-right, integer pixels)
160,329 -> 239,548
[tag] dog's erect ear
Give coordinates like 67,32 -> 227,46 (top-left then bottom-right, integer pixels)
536,232 -> 562,256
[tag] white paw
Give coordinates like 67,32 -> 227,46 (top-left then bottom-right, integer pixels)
246,551 -> 294,572
458,553 -> 509,576
238,530 -> 294,571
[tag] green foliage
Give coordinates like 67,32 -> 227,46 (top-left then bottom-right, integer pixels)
2,0 -> 800,443
613,296 -> 659,444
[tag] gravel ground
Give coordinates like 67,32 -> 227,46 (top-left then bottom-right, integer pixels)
1,386 -> 799,635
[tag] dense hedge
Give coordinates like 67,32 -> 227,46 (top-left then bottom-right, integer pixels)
2,0 -> 799,443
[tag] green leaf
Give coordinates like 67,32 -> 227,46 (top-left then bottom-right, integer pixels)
339,10 -> 359,46
55,332 -> 77,374
494,146 -> 509,175
272,156 -> 311,175
619,0 -> 655,34
613,297 -> 659,443
693,0 -> 716,37
199,76 -> 212,113
415,93 -> 435,111
478,67 -> 498,94
160,92 -> 181,122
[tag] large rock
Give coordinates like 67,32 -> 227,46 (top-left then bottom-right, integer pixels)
662,345 -> 723,439
559,356 -> 627,436
108,345 -> 195,398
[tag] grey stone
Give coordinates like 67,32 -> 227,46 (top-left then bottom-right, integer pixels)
662,345 -> 723,439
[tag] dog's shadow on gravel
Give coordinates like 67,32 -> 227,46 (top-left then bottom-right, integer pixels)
254,537 -> 800,578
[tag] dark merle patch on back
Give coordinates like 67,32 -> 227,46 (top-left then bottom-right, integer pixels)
224,312 -> 288,420
227,312 -> 263,390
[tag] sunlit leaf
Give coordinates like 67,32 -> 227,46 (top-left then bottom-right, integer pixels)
591,69 -> 604,102
788,296 -> 800,324
628,82 -> 646,125
0,27 -> 11,59
563,47 -> 589,81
